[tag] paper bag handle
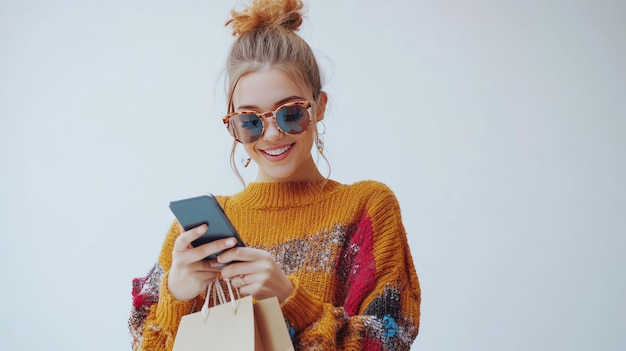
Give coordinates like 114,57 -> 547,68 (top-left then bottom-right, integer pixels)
201,278 -> 241,323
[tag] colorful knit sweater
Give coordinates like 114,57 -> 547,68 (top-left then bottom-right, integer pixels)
129,179 -> 421,350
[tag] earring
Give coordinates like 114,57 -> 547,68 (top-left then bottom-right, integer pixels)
317,135 -> 325,154
316,121 -> 326,154
317,121 -> 327,136
242,157 -> 251,168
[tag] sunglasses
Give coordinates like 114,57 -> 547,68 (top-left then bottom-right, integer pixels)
222,101 -> 312,144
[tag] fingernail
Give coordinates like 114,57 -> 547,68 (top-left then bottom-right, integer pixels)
197,226 -> 205,234
226,238 -> 236,246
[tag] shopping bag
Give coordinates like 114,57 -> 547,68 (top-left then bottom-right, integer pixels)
172,278 -> 294,351
254,297 -> 294,351
172,278 -> 254,350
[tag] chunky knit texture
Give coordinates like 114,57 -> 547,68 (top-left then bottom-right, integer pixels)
129,179 -> 421,350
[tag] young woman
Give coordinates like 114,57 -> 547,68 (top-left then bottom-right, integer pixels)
129,0 -> 421,350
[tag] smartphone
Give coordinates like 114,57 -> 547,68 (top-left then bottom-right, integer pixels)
169,194 -> 245,261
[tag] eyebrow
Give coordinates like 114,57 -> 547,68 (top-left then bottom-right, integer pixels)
235,95 -> 305,111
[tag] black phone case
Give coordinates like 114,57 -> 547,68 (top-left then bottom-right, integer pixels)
169,194 -> 245,261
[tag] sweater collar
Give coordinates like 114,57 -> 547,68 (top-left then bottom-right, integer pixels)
230,179 -> 342,209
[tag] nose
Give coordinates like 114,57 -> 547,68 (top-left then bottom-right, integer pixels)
262,117 -> 283,141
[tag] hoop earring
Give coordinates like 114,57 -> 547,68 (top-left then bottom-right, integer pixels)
317,121 -> 326,136
316,121 -> 326,154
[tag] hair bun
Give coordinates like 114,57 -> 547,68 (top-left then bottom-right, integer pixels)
226,0 -> 304,36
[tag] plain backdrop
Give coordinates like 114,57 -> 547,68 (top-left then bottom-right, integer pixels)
1,0 -> 624,350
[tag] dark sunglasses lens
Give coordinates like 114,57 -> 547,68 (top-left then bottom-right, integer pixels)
232,114 -> 263,143
276,105 -> 309,134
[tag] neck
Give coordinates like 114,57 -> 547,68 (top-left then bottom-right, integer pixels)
255,158 -> 326,183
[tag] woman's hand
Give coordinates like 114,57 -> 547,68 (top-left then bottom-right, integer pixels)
167,224 -> 238,301
217,247 -> 294,303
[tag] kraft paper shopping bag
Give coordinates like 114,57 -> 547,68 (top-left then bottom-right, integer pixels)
172,279 -> 256,351
172,279 -> 294,351
254,297 -> 294,351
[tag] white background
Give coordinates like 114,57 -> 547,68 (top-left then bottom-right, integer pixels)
1,0 -> 624,350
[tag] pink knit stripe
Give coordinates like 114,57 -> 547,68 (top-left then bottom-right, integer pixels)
343,213 -> 377,316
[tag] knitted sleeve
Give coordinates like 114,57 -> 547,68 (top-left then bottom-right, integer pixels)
128,222 -> 204,351
280,184 -> 421,350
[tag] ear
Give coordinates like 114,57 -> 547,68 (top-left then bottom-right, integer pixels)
315,91 -> 328,122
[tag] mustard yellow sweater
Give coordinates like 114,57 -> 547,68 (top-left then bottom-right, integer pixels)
129,180 -> 421,350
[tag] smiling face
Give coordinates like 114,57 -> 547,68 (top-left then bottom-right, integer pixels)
232,67 -> 326,183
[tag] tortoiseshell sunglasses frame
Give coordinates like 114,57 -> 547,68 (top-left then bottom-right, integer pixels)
222,100 -> 312,144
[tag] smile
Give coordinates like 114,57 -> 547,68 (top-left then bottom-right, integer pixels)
263,144 -> 292,156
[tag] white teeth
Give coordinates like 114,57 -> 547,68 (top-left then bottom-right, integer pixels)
264,145 -> 291,156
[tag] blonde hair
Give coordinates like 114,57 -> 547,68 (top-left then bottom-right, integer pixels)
224,0 -> 328,185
